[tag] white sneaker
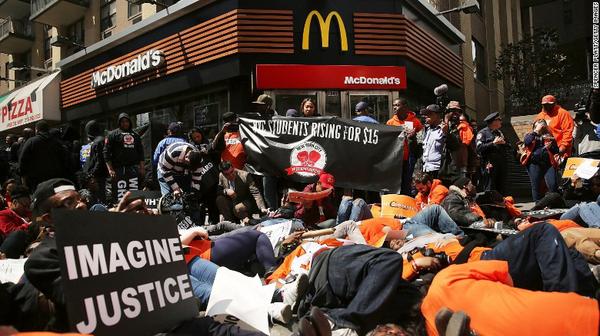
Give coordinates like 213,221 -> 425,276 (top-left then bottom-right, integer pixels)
281,273 -> 309,308
268,302 -> 292,324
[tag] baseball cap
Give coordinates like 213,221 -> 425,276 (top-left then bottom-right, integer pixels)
32,178 -> 76,211
541,95 -> 556,105
252,94 -> 273,106
318,173 -> 335,189
355,101 -> 369,112
446,101 -> 462,110
421,104 -> 441,115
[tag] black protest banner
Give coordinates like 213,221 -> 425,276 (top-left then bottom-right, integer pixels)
240,116 -> 405,193
128,190 -> 163,210
53,210 -> 197,335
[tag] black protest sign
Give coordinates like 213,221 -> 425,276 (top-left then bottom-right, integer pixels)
128,190 -> 163,210
111,170 -> 140,202
240,116 -> 405,193
53,210 -> 197,335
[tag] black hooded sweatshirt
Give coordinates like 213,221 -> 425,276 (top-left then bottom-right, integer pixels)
103,113 -> 144,168
83,120 -> 108,178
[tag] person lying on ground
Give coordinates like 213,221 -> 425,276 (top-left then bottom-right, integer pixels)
265,207 -> 464,286
297,244 -> 423,336
516,217 -> 600,264
177,256 -> 309,325
414,172 -> 448,210
22,179 -> 263,335
394,222 -> 598,297
180,226 -> 278,278
560,194 -> 600,228
421,260 -> 599,336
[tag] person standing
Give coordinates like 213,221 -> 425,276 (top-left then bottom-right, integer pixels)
18,121 -> 70,192
476,112 -> 509,194
81,120 -> 109,204
251,94 -> 277,116
214,112 -> 245,170
387,98 -> 423,195
535,95 -> 574,164
421,105 -> 448,178
353,101 -> 378,124
103,113 -> 145,203
152,121 -> 186,168
523,120 -> 560,202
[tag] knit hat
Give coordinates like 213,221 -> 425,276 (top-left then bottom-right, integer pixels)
32,178 -> 76,212
453,177 -> 471,189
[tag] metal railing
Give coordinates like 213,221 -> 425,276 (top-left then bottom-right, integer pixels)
0,17 -> 32,39
31,0 -> 88,17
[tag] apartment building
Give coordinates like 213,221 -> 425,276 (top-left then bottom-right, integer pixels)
0,0 -> 164,92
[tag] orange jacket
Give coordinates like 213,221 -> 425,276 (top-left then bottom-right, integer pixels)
359,217 -> 402,246
401,239 -> 489,280
457,120 -> 474,145
387,112 -> 423,160
221,132 -> 246,169
536,105 -> 574,155
415,179 -> 448,210
422,260 -> 599,336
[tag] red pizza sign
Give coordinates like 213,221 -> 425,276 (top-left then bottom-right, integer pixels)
256,64 -> 407,90
0,97 -> 42,129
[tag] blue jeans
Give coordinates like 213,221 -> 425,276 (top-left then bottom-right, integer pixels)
262,175 -> 279,210
337,198 -> 373,224
526,163 -> 558,202
401,156 -> 417,196
561,202 -> 600,228
188,257 -> 219,307
403,205 -> 464,237
157,170 -> 192,196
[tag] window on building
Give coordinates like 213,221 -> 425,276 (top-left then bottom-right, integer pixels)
67,19 -> 85,50
100,0 -> 116,33
43,25 -> 52,63
128,2 -> 141,18
471,38 -> 487,84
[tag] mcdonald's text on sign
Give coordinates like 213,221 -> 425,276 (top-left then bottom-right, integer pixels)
255,65 -> 407,90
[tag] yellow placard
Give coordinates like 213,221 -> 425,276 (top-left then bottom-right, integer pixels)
380,194 -> 418,219
562,157 -> 600,178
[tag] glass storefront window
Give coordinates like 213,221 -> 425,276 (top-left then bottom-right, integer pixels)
349,94 -> 390,123
182,90 -> 228,141
325,91 -> 341,117
275,93 -> 317,116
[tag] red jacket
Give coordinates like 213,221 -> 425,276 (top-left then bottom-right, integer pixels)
387,112 -> 423,160
0,208 -> 29,238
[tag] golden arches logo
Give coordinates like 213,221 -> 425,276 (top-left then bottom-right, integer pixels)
302,10 -> 348,51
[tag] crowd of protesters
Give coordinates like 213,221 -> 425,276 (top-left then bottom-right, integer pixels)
0,90 -> 599,336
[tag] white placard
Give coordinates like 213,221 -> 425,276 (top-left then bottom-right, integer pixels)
0,258 -> 26,284
259,221 -> 293,251
206,267 -> 275,335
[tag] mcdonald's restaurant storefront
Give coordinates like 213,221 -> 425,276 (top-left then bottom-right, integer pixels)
59,0 -> 464,145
